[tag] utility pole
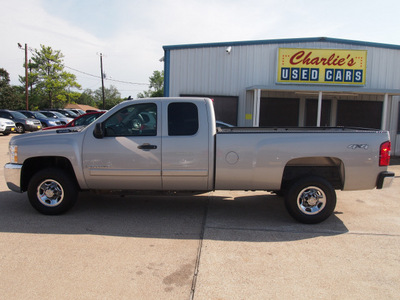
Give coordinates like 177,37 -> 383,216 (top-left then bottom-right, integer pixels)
18,43 -> 29,110
24,44 -> 28,110
99,53 -> 105,110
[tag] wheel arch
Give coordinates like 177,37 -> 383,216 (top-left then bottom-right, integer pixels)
281,156 -> 345,191
21,156 -> 79,192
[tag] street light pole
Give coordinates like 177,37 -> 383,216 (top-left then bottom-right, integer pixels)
18,43 -> 29,110
99,53 -> 105,110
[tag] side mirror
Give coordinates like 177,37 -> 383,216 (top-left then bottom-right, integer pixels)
93,122 -> 104,139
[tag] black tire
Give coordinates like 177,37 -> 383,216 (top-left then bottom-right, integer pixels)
27,168 -> 78,215
3,132 -> 10,136
285,176 -> 336,224
16,124 -> 25,133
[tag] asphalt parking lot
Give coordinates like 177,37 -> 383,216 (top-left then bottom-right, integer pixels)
0,133 -> 399,299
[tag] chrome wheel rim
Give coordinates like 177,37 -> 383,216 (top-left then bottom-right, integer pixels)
37,179 -> 64,207
297,186 -> 326,215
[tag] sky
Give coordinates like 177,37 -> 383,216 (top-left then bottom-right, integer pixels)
1,0 -> 400,98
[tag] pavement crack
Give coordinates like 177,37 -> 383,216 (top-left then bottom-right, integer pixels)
189,194 -> 210,300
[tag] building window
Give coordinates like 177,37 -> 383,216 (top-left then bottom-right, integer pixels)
305,99 -> 331,127
337,100 -> 382,129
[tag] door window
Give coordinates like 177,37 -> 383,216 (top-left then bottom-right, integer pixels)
103,103 -> 157,136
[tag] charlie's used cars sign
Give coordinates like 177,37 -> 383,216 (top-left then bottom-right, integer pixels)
277,48 -> 367,85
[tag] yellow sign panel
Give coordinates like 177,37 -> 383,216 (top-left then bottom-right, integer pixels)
277,48 -> 367,85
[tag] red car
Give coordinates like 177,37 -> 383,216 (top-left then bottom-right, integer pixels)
43,111 -> 105,130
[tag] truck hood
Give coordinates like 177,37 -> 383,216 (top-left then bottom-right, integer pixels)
9,126 -> 84,145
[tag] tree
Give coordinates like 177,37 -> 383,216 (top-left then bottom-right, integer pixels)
77,89 -> 97,107
137,70 -> 164,98
93,85 -> 123,110
0,68 -> 23,109
22,45 -> 81,108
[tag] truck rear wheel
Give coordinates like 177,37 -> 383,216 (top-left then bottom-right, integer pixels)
285,176 -> 336,224
27,168 -> 78,215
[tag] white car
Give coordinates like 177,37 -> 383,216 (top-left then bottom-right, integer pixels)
0,117 -> 16,136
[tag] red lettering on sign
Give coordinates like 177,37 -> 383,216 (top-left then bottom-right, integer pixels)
289,51 -> 305,65
288,51 -> 359,67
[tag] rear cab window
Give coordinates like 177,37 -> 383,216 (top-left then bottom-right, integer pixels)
168,102 -> 199,136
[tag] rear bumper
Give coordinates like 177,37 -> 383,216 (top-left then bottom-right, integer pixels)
4,163 -> 23,193
377,171 -> 395,189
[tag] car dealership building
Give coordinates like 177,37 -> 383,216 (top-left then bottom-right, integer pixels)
163,37 -> 400,155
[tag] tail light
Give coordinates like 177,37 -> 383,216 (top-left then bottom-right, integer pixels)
379,141 -> 391,166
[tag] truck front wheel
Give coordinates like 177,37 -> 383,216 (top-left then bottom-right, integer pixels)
285,176 -> 336,224
27,168 -> 78,215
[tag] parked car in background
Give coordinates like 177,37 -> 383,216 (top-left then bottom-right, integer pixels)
68,108 -> 86,116
40,111 -> 73,125
0,117 -> 16,135
49,109 -> 78,119
43,111 -> 105,131
0,109 -> 42,133
18,110 -> 62,128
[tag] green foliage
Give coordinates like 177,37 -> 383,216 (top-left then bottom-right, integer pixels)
94,85 -> 123,110
137,70 -> 164,98
77,86 -> 123,110
0,68 -> 24,109
20,45 -> 81,108
77,89 -> 97,107
6,44 -> 151,111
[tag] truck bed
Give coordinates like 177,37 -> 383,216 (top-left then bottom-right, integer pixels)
217,126 -> 384,134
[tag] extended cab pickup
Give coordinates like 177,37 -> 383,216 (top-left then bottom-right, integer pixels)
4,97 -> 395,223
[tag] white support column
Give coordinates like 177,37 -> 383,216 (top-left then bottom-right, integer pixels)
253,89 -> 261,127
381,93 -> 389,130
317,91 -> 322,127
330,98 -> 338,126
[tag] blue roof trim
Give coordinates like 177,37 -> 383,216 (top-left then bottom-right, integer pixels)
163,37 -> 400,51
163,49 -> 170,97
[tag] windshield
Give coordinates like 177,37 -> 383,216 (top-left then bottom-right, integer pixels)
52,112 -> 67,118
10,111 -> 28,119
32,112 -> 48,119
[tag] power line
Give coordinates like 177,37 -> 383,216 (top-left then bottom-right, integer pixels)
65,65 -> 150,86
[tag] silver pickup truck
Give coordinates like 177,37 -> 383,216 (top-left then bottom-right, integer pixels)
4,97 -> 395,223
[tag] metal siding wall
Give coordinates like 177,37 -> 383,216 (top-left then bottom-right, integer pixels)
167,40 -> 400,126
169,41 -> 400,94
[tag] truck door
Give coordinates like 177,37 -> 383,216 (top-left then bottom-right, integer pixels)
161,100 -> 211,190
82,102 -> 161,190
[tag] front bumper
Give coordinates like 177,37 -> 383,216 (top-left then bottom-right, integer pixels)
377,171 -> 395,189
25,124 -> 42,131
1,126 -> 16,134
4,163 -> 23,192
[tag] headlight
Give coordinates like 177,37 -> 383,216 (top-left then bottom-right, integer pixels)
26,120 -> 34,125
9,145 -> 18,163
49,121 -> 57,125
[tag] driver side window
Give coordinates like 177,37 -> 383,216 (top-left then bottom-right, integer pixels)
104,103 -> 157,137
